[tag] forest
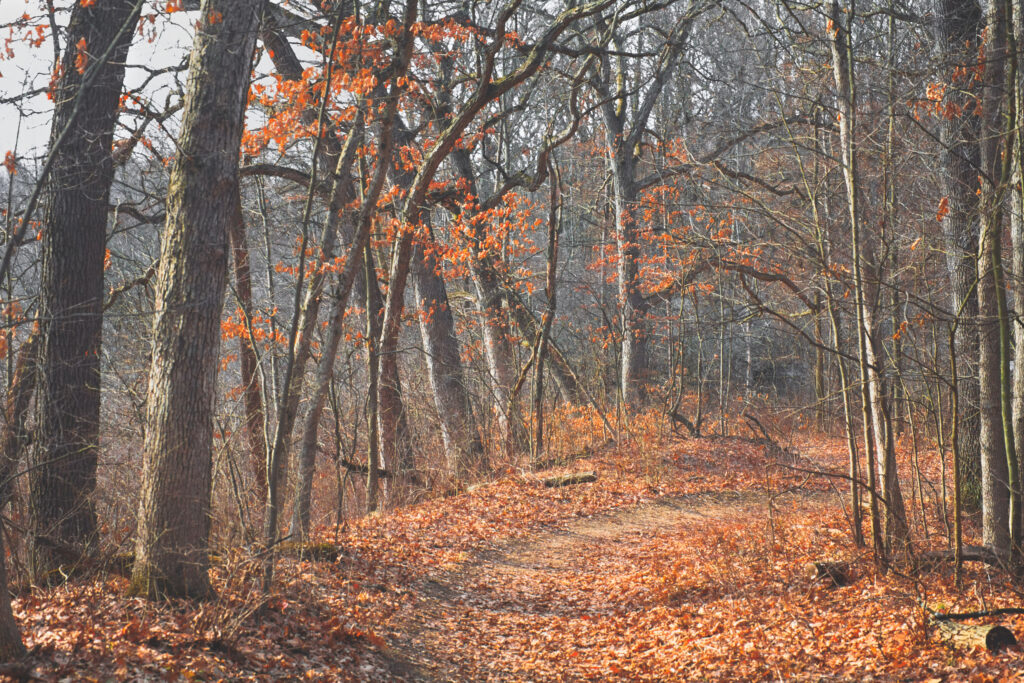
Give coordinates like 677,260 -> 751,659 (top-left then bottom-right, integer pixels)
1,0 -> 1024,678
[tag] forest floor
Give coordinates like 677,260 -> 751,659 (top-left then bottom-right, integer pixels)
10,423 -> 1024,680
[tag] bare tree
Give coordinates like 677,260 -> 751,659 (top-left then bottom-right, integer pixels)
30,0 -> 142,583
130,0 -> 261,599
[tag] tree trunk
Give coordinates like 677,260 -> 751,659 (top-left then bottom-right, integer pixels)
608,146 -> 649,408
227,197 -> 268,506
864,301 -> 912,554
976,0 -> 1014,554
130,0 -> 259,599
31,0 -> 141,583
0,530 -> 24,662
450,150 -> 524,451
281,147 -> 362,542
259,29 -> 364,479
829,0 -> 891,564
0,331 -> 37,661
287,12 -> 415,538
532,161 -> 561,462
389,116 -> 485,477
1012,0 -> 1024,557
375,232 -> 415,505
365,246 -> 382,514
933,0 -> 985,511
932,618 -> 1017,652
410,240 -> 487,477
0,329 -> 39,505
369,250 -> 415,499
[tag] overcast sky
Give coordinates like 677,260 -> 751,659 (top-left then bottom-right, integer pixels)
0,2 -> 197,161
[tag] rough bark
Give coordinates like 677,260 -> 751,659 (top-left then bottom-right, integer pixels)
1013,0 -> 1024,556
934,0 -> 985,511
543,471 -> 597,487
130,0 -> 259,599
531,165 -> 560,462
393,115 -> 484,478
932,619 -> 1017,652
608,149 -> 649,408
450,149 -> 523,451
31,0 -> 141,583
375,232 -> 415,506
410,241 -> 487,477
976,0 -> 1014,553
0,329 -> 39,505
0,530 -> 24,662
368,249 -> 416,497
0,331 -> 37,661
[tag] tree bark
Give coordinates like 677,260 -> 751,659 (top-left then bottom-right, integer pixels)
608,149 -> 649,408
932,619 -> 1017,652
0,329 -> 39,506
31,0 -> 141,583
591,14 -> 693,408
1012,0 -> 1024,558
976,0 -> 1014,554
829,0 -> 897,564
410,240 -> 487,477
933,0 -> 985,510
369,248 -> 416,498
227,196 -> 268,506
449,149 -> 524,452
0,331 -> 37,661
0,529 -> 24,662
130,0 -> 259,599
392,116 -> 484,478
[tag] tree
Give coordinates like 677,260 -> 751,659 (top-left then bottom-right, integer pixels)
975,0 -> 1017,555
130,0 -> 261,599
591,6 -> 699,406
31,0 -> 142,583
829,0 -> 909,559
933,0 -> 984,511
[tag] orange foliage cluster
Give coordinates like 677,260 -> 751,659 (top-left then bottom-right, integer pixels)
220,308 -> 286,349
73,38 -> 88,75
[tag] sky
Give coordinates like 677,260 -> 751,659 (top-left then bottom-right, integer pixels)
0,0 -> 310,175
0,1 -> 197,160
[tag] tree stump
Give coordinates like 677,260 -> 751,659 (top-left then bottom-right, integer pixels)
805,560 -> 851,587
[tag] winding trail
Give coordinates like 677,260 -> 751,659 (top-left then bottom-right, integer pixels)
379,489 -> 822,681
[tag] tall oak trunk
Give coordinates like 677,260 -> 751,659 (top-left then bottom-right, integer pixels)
130,0 -> 259,599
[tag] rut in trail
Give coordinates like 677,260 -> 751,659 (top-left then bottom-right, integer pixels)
380,488 -> 816,681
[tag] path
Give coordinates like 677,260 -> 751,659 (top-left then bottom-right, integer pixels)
380,488 -> 819,681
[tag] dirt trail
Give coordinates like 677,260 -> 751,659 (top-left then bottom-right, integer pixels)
381,489 -> 814,681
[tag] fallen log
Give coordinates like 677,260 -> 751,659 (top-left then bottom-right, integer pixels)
915,545 -> 1004,572
543,471 -> 597,488
279,542 -> 341,562
932,619 -> 1017,652
804,560 -> 851,587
